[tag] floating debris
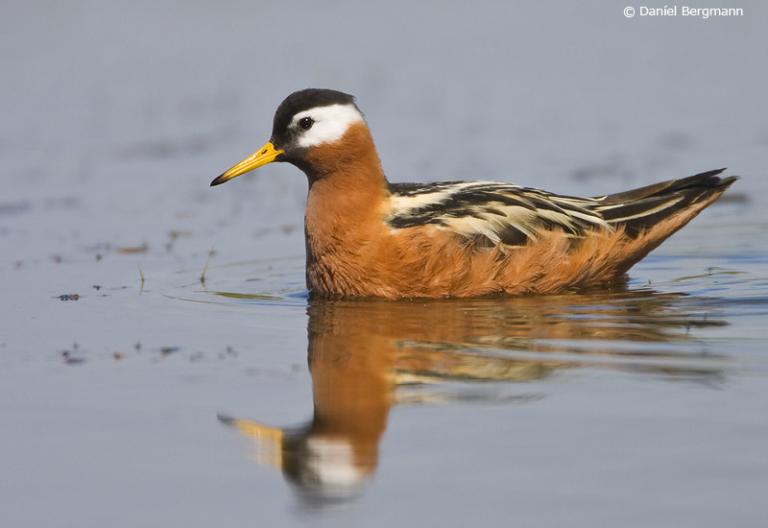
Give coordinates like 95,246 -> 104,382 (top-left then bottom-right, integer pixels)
61,350 -> 85,365
117,244 -> 148,254
113,351 -> 124,361
160,346 -> 180,356
58,294 -> 80,301
200,249 -> 216,285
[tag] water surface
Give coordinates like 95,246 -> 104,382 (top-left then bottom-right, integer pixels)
1,1 -> 767,526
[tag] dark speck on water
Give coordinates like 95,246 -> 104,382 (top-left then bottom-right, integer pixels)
61,350 -> 85,365
1,2 -> 767,527
160,346 -> 180,356
57,294 -> 80,301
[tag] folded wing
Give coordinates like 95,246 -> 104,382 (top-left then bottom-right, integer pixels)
387,169 -> 736,247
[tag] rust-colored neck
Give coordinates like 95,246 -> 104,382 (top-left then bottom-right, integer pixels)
302,124 -> 390,291
300,123 -> 387,185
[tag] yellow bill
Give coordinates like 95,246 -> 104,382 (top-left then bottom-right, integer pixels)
218,414 -> 284,470
210,141 -> 284,186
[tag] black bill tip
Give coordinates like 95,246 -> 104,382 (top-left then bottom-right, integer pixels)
216,413 -> 235,425
210,174 -> 228,187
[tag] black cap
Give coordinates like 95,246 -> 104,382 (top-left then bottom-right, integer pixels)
272,89 -> 356,145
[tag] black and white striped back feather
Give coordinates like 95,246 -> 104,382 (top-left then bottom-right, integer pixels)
386,169 -> 736,247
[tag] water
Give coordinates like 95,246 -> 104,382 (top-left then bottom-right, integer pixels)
1,1 -> 767,526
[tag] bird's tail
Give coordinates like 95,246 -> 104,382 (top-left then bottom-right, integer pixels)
594,168 -> 737,236
591,168 -> 737,273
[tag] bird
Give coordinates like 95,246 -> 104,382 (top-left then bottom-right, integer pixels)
211,88 -> 737,299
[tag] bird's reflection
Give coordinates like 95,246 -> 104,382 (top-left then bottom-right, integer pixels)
218,288 -> 727,506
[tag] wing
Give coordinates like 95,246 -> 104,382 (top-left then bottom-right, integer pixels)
386,169 -> 736,247
386,181 -> 608,246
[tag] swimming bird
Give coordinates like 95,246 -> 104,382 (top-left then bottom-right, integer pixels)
211,89 -> 736,299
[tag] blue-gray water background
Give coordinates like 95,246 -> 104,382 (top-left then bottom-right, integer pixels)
1,1 -> 767,527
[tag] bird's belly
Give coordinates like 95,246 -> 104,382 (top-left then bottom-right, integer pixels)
303,224 -> 654,299
304,225 -> 479,298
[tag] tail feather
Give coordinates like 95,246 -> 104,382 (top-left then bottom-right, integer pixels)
593,169 -> 737,236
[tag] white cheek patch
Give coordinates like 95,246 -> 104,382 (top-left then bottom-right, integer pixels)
292,104 -> 364,148
305,437 -> 368,489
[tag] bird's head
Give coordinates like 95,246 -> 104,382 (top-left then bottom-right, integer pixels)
211,89 -> 372,186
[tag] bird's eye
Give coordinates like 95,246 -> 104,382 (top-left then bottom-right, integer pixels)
298,117 -> 314,130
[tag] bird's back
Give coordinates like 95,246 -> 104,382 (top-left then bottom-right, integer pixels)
387,169 -> 735,247
358,169 -> 737,298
